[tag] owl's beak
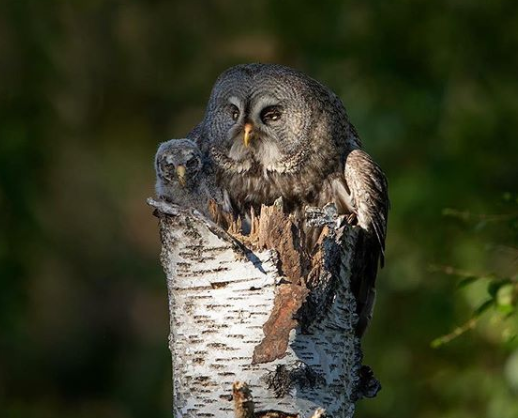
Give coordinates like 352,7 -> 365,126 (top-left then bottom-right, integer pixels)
243,123 -> 254,147
176,165 -> 186,187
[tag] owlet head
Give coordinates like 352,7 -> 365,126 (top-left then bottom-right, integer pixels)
155,139 -> 203,191
203,63 -> 330,173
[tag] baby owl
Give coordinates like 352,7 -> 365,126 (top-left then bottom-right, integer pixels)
155,138 -> 232,221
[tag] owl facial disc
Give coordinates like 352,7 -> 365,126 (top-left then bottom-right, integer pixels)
155,138 -> 203,190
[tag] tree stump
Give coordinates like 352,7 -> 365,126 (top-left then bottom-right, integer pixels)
148,198 -> 378,418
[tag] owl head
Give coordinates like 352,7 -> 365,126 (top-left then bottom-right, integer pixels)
202,63 -> 349,175
155,139 -> 203,194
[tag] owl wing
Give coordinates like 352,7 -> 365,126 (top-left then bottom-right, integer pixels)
344,149 -> 389,262
342,148 -> 389,336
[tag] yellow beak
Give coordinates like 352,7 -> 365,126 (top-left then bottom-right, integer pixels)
243,123 -> 254,147
176,165 -> 186,187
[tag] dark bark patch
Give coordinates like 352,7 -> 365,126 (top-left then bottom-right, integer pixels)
210,281 -> 230,289
232,381 -> 301,418
264,363 -> 326,398
352,365 -> 381,401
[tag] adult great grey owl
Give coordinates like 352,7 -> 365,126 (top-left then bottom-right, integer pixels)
155,138 -> 232,221
197,63 -> 389,335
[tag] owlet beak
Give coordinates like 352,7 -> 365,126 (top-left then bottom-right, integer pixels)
176,165 -> 186,187
243,123 -> 254,147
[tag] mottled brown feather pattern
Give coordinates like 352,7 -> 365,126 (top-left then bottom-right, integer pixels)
344,149 -> 389,266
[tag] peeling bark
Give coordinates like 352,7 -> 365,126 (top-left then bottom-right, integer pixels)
149,198 -> 379,418
252,283 -> 308,365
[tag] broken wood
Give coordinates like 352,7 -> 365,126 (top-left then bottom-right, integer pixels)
149,198 -> 379,417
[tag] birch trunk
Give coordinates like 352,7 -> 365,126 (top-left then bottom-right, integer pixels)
148,198 -> 379,418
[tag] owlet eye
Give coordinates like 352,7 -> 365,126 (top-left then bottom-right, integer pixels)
185,156 -> 199,170
260,106 -> 282,124
230,104 -> 240,121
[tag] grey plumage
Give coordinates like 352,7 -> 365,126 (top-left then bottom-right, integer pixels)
198,63 -> 389,335
155,138 -> 232,219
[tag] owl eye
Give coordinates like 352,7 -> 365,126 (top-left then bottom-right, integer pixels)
185,156 -> 199,170
229,104 -> 240,121
260,106 -> 283,124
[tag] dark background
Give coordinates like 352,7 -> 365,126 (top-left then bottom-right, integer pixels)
1,1 -> 518,417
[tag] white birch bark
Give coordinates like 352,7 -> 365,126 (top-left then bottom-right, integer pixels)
149,198 -> 376,418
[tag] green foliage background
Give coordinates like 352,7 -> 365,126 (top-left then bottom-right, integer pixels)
1,1 -> 517,417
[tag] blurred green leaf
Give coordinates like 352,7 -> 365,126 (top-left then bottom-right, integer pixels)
457,276 -> 480,289
474,299 -> 494,317
496,283 -> 515,307
497,304 -> 515,315
488,279 -> 512,298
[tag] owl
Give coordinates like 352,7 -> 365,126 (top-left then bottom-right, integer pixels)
198,64 -> 389,335
155,138 -> 232,222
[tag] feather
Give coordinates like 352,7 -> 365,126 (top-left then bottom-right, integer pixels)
343,149 -> 389,334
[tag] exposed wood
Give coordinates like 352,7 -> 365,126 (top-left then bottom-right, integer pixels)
233,382 -> 255,418
252,283 -> 308,365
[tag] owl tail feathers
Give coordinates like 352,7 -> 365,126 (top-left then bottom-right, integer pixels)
370,219 -> 386,268
352,230 -> 381,337
356,288 -> 377,337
